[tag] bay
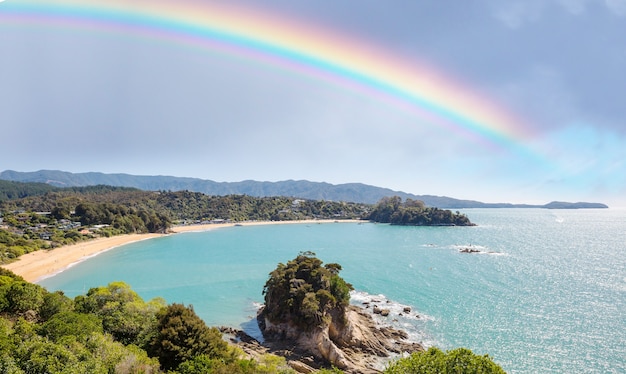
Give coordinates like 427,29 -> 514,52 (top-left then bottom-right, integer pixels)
39,209 -> 626,373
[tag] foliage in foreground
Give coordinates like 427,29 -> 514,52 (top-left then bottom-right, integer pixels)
0,268 -> 296,373
384,347 -> 506,374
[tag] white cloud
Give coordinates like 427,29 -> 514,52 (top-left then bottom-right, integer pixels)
490,0 -> 545,28
493,65 -> 579,136
605,0 -> 626,15
491,0 -> 626,27
556,0 -> 591,14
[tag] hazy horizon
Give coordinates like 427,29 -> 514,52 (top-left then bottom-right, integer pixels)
0,168 -> 616,207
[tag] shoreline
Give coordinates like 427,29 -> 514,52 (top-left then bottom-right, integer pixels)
1,219 -> 364,283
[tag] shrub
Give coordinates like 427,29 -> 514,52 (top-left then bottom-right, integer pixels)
149,303 -> 229,371
384,347 -> 506,374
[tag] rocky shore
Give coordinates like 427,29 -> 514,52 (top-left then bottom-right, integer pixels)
222,304 -> 423,373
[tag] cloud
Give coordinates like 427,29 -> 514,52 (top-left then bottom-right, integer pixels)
605,0 -> 626,15
2,0 -> 625,205
491,0 -> 626,28
556,0 -> 591,14
558,0 -> 626,15
490,0 -> 545,28
494,65 -> 579,135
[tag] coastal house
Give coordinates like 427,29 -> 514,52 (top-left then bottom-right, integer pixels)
58,219 -> 82,230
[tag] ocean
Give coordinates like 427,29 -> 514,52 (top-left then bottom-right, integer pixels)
39,209 -> 626,373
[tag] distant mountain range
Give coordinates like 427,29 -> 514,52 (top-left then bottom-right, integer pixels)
0,170 -> 608,209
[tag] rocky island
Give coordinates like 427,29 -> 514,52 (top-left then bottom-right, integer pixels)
367,197 -> 475,226
248,252 -> 423,373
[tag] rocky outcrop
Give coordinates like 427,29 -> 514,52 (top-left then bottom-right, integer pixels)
257,305 -> 423,373
459,247 -> 482,253
256,253 -> 423,372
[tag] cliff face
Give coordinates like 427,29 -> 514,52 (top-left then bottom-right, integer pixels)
258,305 -> 423,373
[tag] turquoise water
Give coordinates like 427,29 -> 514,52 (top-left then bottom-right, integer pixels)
39,209 -> 626,373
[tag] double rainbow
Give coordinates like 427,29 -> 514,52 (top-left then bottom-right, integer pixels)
2,0 -> 537,154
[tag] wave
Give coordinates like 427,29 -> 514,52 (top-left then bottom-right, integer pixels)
350,290 -> 436,348
420,243 -> 506,255
450,244 -> 507,256
244,292 -> 437,347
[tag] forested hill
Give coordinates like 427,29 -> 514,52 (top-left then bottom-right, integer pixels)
0,187 -> 369,224
0,170 -> 608,209
0,187 -> 371,262
0,180 -> 57,201
0,170 -> 427,205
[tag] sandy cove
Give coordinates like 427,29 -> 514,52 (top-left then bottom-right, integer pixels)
1,219 -> 363,283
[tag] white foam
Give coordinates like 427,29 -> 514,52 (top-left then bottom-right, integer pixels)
451,244 -> 507,256
350,290 -> 436,347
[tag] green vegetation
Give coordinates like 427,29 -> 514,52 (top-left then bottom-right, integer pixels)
384,347 -> 506,373
0,183 -> 503,371
368,196 -> 475,226
0,185 -> 369,223
148,303 -> 230,371
0,268 -> 297,373
0,255 -> 506,373
262,252 -> 353,331
0,180 -> 58,202
1,184 -> 476,264
0,185 -> 371,264
0,204 -> 169,264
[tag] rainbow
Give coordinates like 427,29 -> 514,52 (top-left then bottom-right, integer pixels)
1,0 -> 537,153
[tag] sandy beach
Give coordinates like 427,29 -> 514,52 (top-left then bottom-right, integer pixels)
1,219 -> 362,283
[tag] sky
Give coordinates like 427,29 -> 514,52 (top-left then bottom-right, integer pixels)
1,0 -> 625,206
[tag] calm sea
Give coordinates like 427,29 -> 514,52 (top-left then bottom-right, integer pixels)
39,209 -> 626,373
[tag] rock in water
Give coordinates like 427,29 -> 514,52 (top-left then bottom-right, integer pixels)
257,253 -> 423,373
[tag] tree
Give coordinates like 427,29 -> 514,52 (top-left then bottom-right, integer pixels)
367,196 -> 475,226
149,303 -> 229,371
51,206 -> 71,220
262,252 -> 353,330
40,311 -> 103,342
384,347 -> 506,374
15,337 -> 103,374
84,333 -> 160,374
74,282 -> 165,346
39,291 -> 74,321
5,281 -> 45,314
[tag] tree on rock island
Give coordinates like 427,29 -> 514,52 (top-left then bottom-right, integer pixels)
367,196 -> 475,226
260,254 -> 505,373
262,251 -> 353,332
260,252 -> 428,373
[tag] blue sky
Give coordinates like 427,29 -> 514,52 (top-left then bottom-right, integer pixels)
1,0 -> 625,206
